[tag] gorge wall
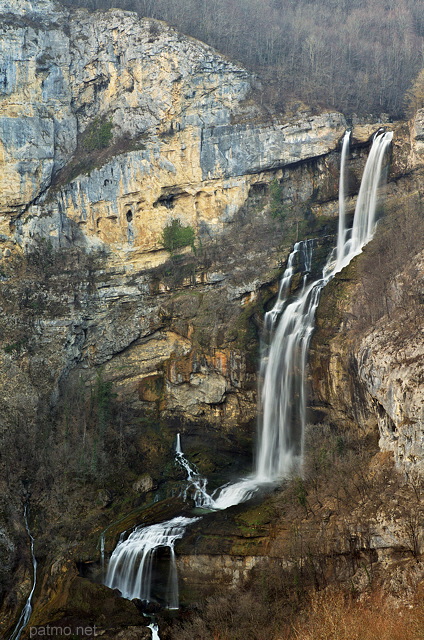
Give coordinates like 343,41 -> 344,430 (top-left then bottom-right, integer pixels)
0,1 -> 422,636
310,112 -> 424,476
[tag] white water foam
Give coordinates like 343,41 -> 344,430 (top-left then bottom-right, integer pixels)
105,516 -> 199,609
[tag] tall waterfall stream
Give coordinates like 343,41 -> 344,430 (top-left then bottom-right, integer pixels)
103,131 -> 393,628
8,505 -> 37,640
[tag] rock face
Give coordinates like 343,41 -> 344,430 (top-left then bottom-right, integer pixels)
355,251 -> 424,475
0,1 -> 347,257
410,108 -> 424,166
310,118 -> 424,477
0,1 -> 75,222
0,0 -> 351,438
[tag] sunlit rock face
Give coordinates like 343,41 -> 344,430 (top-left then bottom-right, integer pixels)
0,1 -> 75,223
0,1 -> 346,259
0,1 -> 350,431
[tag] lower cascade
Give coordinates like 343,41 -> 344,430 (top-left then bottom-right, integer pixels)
104,516 -> 199,608
174,433 -> 215,508
175,433 -> 258,510
103,130 -> 393,615
148,622 -> 161,640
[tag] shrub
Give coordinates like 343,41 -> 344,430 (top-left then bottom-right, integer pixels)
3,338 -> 27,354
269,178 -> 286,221
81,118 -> 113,152
161,218 -> 196,252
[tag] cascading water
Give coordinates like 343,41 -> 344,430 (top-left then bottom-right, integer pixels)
104,516 -> 199,608
255,130 -> 392,482
148,622 -> 161,639
335,130 -> 351,272
199,243 -> 315,507
264,239 -> 314,329
9,505 -> 37,640
174,434 -> 215,508
100,531 -> 105,573
176,434 -> 260,509
255,239 -> 319,481
332,130 -> 393,274
103,130 -> 392,618
103,434 -> 218,613
206,240 -> 317,502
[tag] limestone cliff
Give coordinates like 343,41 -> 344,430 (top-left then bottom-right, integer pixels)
310,110 -> 424,477
0,2 -> 351,633
0,0 -> 349,441
1,0 -> 346,256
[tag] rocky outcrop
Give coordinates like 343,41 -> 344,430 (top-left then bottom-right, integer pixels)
356,251 -> 424,475
312,256 -> 423,476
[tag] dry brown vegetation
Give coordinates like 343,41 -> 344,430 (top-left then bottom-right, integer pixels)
292,589 -> 424,640
172,588 -> 424,640
168,422 -> 423,640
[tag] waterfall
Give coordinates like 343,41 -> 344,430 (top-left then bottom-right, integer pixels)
174,434 -> 215,508
99,516 -> 128,578
265,242 -> 306,328
9,505 -> 37,640
175,433 -> 182,455
104,516 -> 199,608
102,433 -> 225,611
210,477 -> 259,510
255,130 -> 393,482
148,622 -> 161,639
335,130 -> 351,272
348,131 -> 393,261
255,241 -> 321,481
103,129 -> 392,614
176,434 -> 259,509
332,130 -> 393,274
100,531 -> 105,574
